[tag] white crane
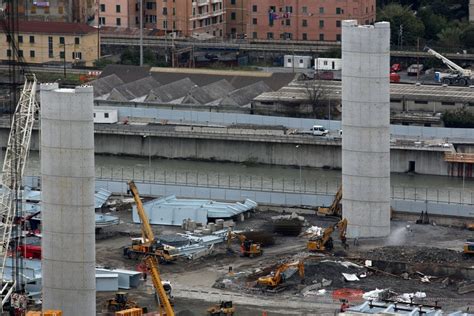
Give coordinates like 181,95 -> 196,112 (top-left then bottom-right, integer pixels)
425,46 -> 473,86
0,76 -> 38,306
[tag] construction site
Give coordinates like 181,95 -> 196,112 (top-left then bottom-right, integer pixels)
0,7 -> 473,316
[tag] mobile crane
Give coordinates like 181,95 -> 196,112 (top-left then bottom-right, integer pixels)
307,218 -> 348,252
425,46 -> 473,86
226,230 -> 263,257
123,181 -> 178,263
317,186 -> 342,217
144,256 -> 174,316
257,261 -> 305,288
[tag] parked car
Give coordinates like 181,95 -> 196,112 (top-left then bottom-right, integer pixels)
390,63 -> 402,72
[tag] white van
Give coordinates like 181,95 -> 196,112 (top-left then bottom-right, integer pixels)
309,125 -> 329,136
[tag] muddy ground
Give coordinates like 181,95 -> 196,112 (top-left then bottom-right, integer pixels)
95,206 -> 473,315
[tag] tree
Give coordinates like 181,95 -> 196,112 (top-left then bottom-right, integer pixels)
417,7 -> 447,41
120,47 -> 158,66
443,108 -> 474,128
461,24 -> 474,49
437,26 -> 463,48
304,79 -> 330,119
377,4 -> 425,46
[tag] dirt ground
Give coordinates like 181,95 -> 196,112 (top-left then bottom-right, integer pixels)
95,206 -> 474,315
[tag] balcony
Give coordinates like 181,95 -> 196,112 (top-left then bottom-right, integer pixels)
190,9 -> 224,20
196,0 -> 209,6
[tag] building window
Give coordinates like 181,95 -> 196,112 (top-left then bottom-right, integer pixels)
75,37 -> 80,45
29,35 -> 35,43
252,32 -> 257,39
302,6 -> 307,14
319,33 -> 324,41
172,8 -> 175,15
267,32 -> 273,39
48,36 -> 53,58
18,35 -> 23,43
163,20 -> 167,29
230,0 -> 235,4
30,50 -> 35,58
59,36 -> 64,44
253,18 -> 257,25
6,35 -> 11,42
252,5 -> 257,12
58,6 -> 63,14
336,20 -> 341,28
336,34 -> 341,41
285,6 -> 293,13
6,49 -> 11,57
285,19 -> 290,26
60,51 -> 65,59
162,7 -> 167,15
99,17 -> 105,25
72,52 -> 82,60
336,7 -> 342,14
231,12 -> 236,20
104,113 -> 109,118
116,4 -> 120,12
18,50 -> 23,57
319,20 -> 324,28
302,19 -> 307,27
116,18 -> 121,26
302,33 -> 307,40
100,4 -> 105,12
319,7 -> 324,14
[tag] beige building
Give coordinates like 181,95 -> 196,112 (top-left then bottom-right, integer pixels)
0,21 -> 99,67
1,0 -> 96,23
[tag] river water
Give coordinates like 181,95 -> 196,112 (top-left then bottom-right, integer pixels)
19,152 -> 474,199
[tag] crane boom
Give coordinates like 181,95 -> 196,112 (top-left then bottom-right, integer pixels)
128,180 -> 155,243
144,256 -> 175,316
425,47 -> 472,77
0,76 -> 38,304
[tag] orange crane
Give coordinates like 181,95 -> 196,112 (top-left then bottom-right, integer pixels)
257,261 -> 305,288
123,181 -> 177,263
307,218 -> 348,252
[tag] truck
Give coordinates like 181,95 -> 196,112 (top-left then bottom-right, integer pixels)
425,46 -> 473,86
297,125 -> 329,136
407,64 -> 424,76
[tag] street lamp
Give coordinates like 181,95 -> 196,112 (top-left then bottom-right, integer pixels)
296,145 -> 302,191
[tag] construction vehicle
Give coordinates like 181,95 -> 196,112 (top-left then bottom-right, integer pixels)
464,239 -> 474,256
207,301 -> 235,316
123,181 -> 178,263
226,230 -> 263,257
307,218 -> 348,252
115,308 -> 143,316
317,186 -> 342,217
257,261 -> 305,288
144,255 -> 175,316
106,292 -> 143,312
425,47 -> 473,86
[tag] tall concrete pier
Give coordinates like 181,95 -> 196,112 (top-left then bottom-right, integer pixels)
341,20 -> 391,238
40,84 -> 96,315
470,0 -> 474,22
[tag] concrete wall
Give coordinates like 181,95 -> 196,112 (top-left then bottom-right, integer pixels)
40,84 -> 96,315
341,21 -> 391,238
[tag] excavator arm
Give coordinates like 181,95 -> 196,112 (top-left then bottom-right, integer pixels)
258,261 -> 305,287
145,256 -> 175,316
128,181 -> 155,243
317,186 -> 342,217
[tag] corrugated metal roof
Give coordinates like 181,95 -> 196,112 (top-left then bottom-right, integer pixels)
132,195 -> 257,226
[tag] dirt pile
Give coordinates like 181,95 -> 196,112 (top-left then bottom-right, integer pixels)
363,246 -> 471,264
297,260 -> 365,288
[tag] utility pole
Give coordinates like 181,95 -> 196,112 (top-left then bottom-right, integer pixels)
97,0 -> 100,61
63,43 -> 66,78
139,0 -> 143,66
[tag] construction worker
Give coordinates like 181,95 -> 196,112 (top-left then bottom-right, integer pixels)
340,300 -> 350,312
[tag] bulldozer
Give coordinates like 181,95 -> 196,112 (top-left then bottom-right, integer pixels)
207,301 -> 235,316
227,230 -> 263,257
307,218 -> 348,252
106,292 -> 145,313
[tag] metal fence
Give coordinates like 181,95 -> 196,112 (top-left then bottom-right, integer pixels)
91,167 -> 474,205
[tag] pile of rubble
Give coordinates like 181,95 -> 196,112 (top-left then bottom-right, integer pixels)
363,246 -> 471,264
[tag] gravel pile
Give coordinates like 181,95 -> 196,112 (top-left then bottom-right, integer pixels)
364,246 -> 470,264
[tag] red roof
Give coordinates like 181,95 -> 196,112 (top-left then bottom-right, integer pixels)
2,21 -> 97,35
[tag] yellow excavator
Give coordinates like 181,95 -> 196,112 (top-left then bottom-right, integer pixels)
317,186 -> 342,217
307,218 -> 348,252
207,301 -> 235,316
144,256 -> 175,316
123,181 -> 178,263
226,230 -> 263,257
257,261 -> 305,288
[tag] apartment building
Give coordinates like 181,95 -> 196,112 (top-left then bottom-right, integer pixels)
246,0 -> 376,41
98,0 -> 135,27
225,0 -> 248,38
0,21 -> 99,67
2,0 -> 96,23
